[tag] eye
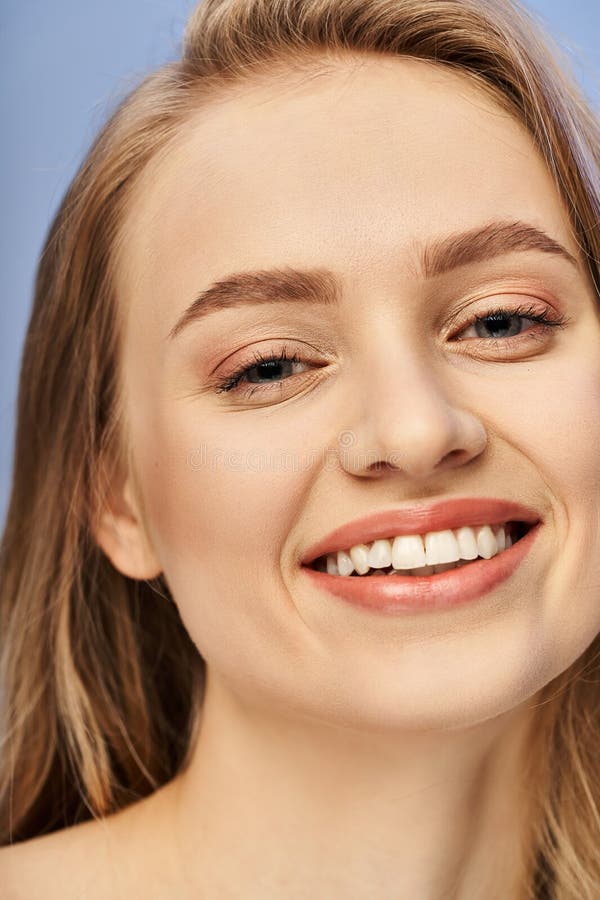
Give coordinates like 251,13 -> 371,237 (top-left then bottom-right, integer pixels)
451,302 -> 568,345
211,302 -> 570,402
214,345 -> 316,398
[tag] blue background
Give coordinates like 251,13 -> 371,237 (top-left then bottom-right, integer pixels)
1,1 -> 599,530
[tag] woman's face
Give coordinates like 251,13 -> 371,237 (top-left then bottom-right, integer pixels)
112,55 -> 600,731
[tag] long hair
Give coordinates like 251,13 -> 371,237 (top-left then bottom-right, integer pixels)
1,1 -> 599,895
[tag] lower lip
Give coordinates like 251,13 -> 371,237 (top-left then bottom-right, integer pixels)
300,522 -> 542,614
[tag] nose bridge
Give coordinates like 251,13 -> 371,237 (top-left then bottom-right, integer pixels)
342,321 -> 486,478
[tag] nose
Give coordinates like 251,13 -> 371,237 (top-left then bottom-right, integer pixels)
339,345 -> 488,480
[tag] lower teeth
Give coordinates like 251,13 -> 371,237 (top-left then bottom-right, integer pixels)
359,559 -> 472,577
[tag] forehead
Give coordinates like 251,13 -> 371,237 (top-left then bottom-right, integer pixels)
117,55 -> 576,339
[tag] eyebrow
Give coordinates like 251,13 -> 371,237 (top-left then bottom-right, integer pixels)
167,220 -> 579,341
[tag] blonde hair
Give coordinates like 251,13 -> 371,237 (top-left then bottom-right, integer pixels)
1,1 -> 599,895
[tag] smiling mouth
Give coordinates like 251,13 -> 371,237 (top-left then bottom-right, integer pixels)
305,521 -> 532,576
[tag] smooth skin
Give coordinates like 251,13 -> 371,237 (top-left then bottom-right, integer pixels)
4,54 -> 600,899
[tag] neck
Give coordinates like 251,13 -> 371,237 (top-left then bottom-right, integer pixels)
166,670 -> 539,899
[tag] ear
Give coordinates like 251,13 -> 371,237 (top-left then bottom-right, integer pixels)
92,465 -> 162,581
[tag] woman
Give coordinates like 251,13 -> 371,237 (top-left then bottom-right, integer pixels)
1,0 -> 599,896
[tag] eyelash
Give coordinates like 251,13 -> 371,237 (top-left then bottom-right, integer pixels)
214,303 -> 569,399
215,344 -> 305,397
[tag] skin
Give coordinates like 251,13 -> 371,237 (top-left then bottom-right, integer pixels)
4,54 -> 600,899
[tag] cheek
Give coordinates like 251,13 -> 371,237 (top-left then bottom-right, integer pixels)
508,354 -> 600,659
535,366 -> 600,481
521,357 -> 600,511
129,396 -> 323,659
143,414 -> 310,557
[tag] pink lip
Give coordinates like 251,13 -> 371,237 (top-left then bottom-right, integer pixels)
301,520 -> 542,614
299,497 -> 541,566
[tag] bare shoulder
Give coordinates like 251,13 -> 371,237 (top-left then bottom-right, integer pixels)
0,816 -> 114,900
0,785 -> 178,900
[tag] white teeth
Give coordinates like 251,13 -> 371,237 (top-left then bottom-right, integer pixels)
424,529 -> 461,566
391,534 -> 427,570
454,526 -> 479,560
326,555 -> 339,575
321,522 -> 513,576
336,549 -> 354,577
368,539 -> 393,569
349,544 -> 371,575
475,525 -> 497,559
494,524 -> 506,552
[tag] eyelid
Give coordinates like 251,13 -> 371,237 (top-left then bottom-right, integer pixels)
212,340 -> 329,394
446,292 -> 550,327
457,298 -> 567,332
212,298 -> 570,401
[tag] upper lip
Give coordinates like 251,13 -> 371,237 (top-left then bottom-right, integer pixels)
299,497 -> 541,566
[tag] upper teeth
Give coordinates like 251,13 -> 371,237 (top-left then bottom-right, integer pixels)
325,523 -> 512,576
